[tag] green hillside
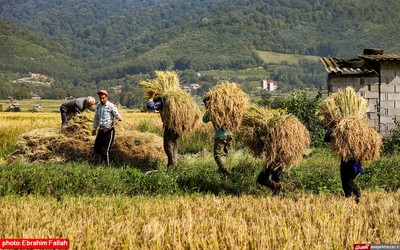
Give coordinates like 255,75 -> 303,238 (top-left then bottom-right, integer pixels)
1,0 -> 400,93
0,21 -> 88,82
2,0 -> 400,79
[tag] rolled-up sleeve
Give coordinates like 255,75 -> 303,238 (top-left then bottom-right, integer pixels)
202,111 -> 210,123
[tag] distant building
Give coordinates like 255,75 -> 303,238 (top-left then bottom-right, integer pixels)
320,48 -> 400,135
261,78 -> 278,91
30,92 -> 41,100
9,102 -> 21,111
111,85 -> 122,93
190,83 -> 201,90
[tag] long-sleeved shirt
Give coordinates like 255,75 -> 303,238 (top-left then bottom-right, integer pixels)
146,98 -> 163,111
203,111 -> 229,139
93,101 -> 122,130
60,97 -> 88,114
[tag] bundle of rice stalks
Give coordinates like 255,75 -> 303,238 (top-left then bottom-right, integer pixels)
113,126 -> 166,163
8,115 -> 165,164
331,116 -> 382,162
240,105 -> 310,171
140,70 -> 201,134
317,86 -> 367,127
140,71 -> 180,100
205,81 -> 250,132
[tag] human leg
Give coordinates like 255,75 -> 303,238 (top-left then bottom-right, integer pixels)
214,136 -> 230,175
164,126 -> 179,168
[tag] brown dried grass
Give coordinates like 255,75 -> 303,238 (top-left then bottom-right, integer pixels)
8,114 -> 165,164
240,105 -> 310,171
140,70 -> 201,134
205,81 -> 249,132
331,116 -> 382,162
317,86 -> 367,128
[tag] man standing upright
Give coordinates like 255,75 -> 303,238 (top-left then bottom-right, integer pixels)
202,97 -> 231,175
60,96 -> 95,128
146,90 -> 179,168
92,90 -> 122,167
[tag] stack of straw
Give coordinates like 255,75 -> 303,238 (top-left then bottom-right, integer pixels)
317,86 -> 381,162
140,71 -> 200,134
9,114 -> 166,164
240,105 -> 310,171
204,81 -> 250,132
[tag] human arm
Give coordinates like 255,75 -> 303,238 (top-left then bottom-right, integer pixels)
202,111 -> 210,123
112,105 -> 123,122
324,128 -> 333,142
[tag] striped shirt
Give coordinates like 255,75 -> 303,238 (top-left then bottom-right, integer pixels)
93,101 -> 122,130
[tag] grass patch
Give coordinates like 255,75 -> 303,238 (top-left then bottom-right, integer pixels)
256,50 -> 320,64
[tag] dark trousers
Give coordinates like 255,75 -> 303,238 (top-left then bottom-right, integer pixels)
94,127 -> 115,167
257,165 -> 282,193
60,107 -> 69,126
164,126 -> 179,167
340,160 -> 361,198
214,135 -> 232,172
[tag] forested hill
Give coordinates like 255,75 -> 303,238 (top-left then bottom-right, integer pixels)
0,20 -> 88,81
1,0 -> 400,81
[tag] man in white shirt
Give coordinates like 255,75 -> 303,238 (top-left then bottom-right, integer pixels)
92,90 -> 122,167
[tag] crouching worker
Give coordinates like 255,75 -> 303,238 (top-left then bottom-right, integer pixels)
202,97 -> 231,175
60,96 -> 95,128
92,90 -> 122,167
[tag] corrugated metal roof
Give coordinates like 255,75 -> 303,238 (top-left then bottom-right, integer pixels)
358,53 -> 400,61
320,57 -> 378,75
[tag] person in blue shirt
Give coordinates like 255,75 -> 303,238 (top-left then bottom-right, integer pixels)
146,90 -> 179,168
202,97 -> 231,175
324,126 -> 361,203
92,90 -> 122,167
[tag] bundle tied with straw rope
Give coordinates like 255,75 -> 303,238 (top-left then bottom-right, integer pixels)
317,86 -> 382,162
140,71 -> 201,134
205,81 -> 250,132
240,105 -> 310,171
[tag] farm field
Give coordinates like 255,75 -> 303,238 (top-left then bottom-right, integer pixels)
0,110 -> 399,249
1,192 -> 399,249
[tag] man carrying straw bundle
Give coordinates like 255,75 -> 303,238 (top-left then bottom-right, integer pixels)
92,90 -> 123,167
240,105 -> 310,195
202,81 -> 249,175
318,87 -> 382,203
60,96 -> 95,128
142,71 -> 200,168
147,90 -> 180,168
202,97 -> 232,175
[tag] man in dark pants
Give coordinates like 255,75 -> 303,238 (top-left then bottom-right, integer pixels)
202,97 -> 231,175
92,90 -> 122,167
325,127 -> 361,203
146,90 -> 179,168
257,165 -> 282,195
60,96 -> 95,128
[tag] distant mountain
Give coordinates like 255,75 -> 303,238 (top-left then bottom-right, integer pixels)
0,20 -> 88,81
1,0 -> 400,81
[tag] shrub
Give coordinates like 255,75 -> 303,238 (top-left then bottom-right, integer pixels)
383,117 -> 400,154
284,88 -> 326,148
